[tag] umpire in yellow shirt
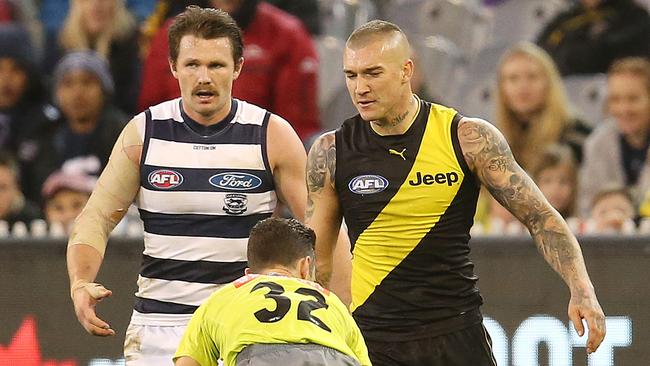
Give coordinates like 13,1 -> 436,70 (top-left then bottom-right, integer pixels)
173,218 -> 371,366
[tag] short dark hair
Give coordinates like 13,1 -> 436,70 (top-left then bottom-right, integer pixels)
247,218 -> 316,272
168,5 -> 243,66
347,19 -> 407,47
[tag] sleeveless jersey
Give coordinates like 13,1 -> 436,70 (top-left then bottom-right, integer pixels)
134,98 -> 277,324
175,274 -> 371,366
335,97 -> 483,340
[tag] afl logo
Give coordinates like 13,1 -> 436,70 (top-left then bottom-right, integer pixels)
348,175 -> 389,194
148,169 -> 183,189
209,172 -> 262,191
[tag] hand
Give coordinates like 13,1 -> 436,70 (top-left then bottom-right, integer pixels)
568,287 -> 606,354
71,281 -> 116,337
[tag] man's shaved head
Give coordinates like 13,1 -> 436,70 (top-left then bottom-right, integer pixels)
346,20 -> 411,60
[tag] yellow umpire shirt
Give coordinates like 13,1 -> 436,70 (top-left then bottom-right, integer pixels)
174,274 -> 371,366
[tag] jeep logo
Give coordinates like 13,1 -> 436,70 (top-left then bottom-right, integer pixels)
148,169 -> 183,189
348,175 -> 389,194
209,172 -> 262,191
409,171 -> 459,186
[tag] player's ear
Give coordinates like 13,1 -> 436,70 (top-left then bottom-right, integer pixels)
244,267 -> 251,275
403,58 -> 414,82
169,58 -> 179,79
233,57 -> 244,80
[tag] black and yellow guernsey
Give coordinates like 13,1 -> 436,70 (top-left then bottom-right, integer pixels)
335,96 -> 483,341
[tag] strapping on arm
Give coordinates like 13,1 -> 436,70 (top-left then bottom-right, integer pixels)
67,116 -> 144,256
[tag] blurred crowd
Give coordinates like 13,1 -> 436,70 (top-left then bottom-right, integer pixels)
0,0 -> 648,236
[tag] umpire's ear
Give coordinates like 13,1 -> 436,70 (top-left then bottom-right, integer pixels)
298,256 -> 313,281
244,267 -> 252,275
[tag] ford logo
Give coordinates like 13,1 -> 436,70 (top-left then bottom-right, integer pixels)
210,172 -> 262,191
348,175 -> 389,194
148,169 -> 183,189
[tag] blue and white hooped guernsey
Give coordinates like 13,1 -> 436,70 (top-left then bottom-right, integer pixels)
132,98 -> 277,325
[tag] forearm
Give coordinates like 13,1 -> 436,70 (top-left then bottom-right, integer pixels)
329,228 -> 352,306
307,200 -> 341,287
528,208 -> 594,292
67,244 -> 103,293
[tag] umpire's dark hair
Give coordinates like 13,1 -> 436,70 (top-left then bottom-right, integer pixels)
247,218 -> 316,272
168,5 -> 243,67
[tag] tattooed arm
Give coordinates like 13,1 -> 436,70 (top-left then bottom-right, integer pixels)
458,117 -> 606,354
305,132 -> 352,304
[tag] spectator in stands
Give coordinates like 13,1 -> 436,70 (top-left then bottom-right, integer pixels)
0,25 -> 59,201
579,57 -> 650,216
495,42 -> 591,172
138,0 -> 320,140
536,0 -> 650,76
24,51 -> 127,204
41,169 -> 94,234
43,0 -> 140,114
265,0 -> 320,35
0,152 -> 41,227
532,144 -> 578,219
587,186 -> 636,234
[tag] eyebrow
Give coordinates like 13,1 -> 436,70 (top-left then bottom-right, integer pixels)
344,66 -> 384,74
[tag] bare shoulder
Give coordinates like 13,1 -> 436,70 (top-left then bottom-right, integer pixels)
456,117 -> 513,174
266,114 -> 306,168
268,113 -> 306,138
119,114 -> 146,165
309,131 -> 336,153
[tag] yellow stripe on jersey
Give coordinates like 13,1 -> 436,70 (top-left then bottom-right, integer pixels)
351,104 -> 464,312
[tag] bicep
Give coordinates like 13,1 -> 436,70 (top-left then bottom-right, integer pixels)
267,116 -> 308,220
458,119 -> 553,226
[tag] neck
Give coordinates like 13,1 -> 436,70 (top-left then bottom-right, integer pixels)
624,129 -> 649,149
371,93 -> 418,136
182,99 -> 232,126
262,267 -> 298,278
68,116 -> 99,134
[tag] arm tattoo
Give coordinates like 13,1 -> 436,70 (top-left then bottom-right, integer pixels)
458,119 -> 587,288
305,133 -> 336,221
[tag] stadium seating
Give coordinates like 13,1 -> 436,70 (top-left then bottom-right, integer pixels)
488,0 -> 567,44
319,0 -> 378,41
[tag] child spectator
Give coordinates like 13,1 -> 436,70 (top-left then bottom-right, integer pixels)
41,169 -> 94,234
532,144 -> 578,219
587,186 -> 636,234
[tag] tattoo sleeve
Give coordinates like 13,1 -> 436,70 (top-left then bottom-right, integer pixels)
306,133 -> 337,286
458,118 -> 591,290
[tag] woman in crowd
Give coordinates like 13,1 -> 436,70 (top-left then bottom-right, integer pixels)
495,42 -> 592,173
579,57 -> 650,216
